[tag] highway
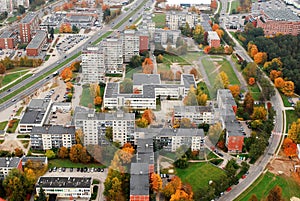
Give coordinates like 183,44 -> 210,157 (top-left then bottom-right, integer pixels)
0,0 -> 152,112
218,1 -> 285,200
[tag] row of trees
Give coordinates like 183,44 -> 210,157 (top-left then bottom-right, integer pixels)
0,56 -> 43,74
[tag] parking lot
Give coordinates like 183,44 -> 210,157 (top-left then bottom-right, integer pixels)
252,0 -> 288,14
56,34 -> 89,54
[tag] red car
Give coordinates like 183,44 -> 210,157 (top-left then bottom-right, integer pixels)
226,187 -> 232,192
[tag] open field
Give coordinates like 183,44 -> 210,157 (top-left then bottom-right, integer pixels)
152,13 -> 166,28
235,171 -> 300,201
1,71 -> 29,86
80,84 -> 94,108
176,163 -> 226,192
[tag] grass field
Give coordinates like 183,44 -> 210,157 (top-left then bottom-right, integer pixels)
281,93 -> 292,107
248,84 -> 261,100
230,0 -> 240,14
7,16 -> 17,23
285,110 -> 298,133
235,171 -> 300,201
0,121 -> 7,130
80,85 -> 94,108
6,119 -> 19,133
1,71 -> 29,86
152,13 -> 166,28
16,107 -> 24,116
176,163 -> 226,192
48,159 -> 106,168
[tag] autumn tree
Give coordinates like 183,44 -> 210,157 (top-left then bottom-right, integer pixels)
59,23 -> 72,33
90,83 -> 100,98
163,176 -> 193,200
248,43 -> 258,58
69,144 -> 91,163
94,96 -> 102,106
295,101 -> 300,117
203,46 -> 211,54
163,176 -> 182,199
263,58 -> 283,72
212,24 -> 219,31
75,128 -> 84,144
283,138 -> 297,157
243,62 -> 257,80
214,71 -> 229,89
193,24 -> 205,44
151,173 -> 163,193
243,92 -> 254,115
136,118 -> 148,128
14,148 -> 23,157
0,63 -> 6,74
142,109 -> 155,124
288,119 -> 300,144
248,77 -> 255,86
180,118 -> 192,128
215,29 -> 224,38
142,58 -> 154,74
197,93 -> 208,106
170,189 -> 193,201
190,68 -> 198,79
184,90 -> 197,106
266,186 -> 284,201
157,54 -> 164,63
282,81 -> 294,97
58,146 -> 69,159
210,0 -> 217,9
251,107 -> 267,121
274,77 -> 285,89
118,143 -> 135,164
228,85 -> 240,98
269,70 -> 282,81
60,67 -> 73,81
45,150 -> 56,159
254,52 -> 267,65
3,169 -> 28,201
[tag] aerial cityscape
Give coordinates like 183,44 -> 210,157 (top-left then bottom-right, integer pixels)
0,0 -> 299,200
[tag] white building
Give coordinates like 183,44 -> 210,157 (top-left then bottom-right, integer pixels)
19,99 -> 52,133
102,38 -> 123,74
123,30 -> 140,62
0,0 -> 29,12
154,29 -> 181,47
81,46 -> 105,83
104,74 -> 196,110
166,11 -> 200,30
0,157 -> 22,179
174,106 -> 215,125
74,109 -> 135,146
36,177 -> 92,199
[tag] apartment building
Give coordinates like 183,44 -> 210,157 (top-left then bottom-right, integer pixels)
0,31 -> 17,49
217,89 -> 244,153
130,163 -> 150,201
139,12 -> 155,39
19,99 -> 52,133
136,138 -> 155,173
102,38 -> 123,74
81,46 -> 105,84
174,106 -> 215,125
0,157 -> 22,179
19,12 -> 39,43
200,14 -> 213,32
74,109 -> 135,146
26,30 -> 47,56
30,125 -> 76,150
207,31 -> 220,48
123,30 -> 140,62
36,177 -> 92,199
153,29 -> 181,47
104,74 -> 196,110
166,11 -> 200,30
0,0 -> 29,12
257,9 -> 300,36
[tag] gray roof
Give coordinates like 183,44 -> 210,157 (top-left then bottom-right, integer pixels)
37,177 -> 92,188
0,157 -> 21,168
133,74 -> 161,86
218,89 -> 237,107
0,130 -> 4,135
31,125 -> 75,134
26,30 -> 47,49
28,99 -> 51,110
182,74 -> 196,88
174,106 -> 213,114
136,152 -> 154,164
69,15 -> 93,22
75,109 -> 135,121
22,156 -> 47,164
136,138 -> 154,153
130,163 -> 149,195
136,128 -> 205,138
21,12 -> 38,24
0,31 -> 13,38
208,31 -> 220,40
264,9 -> 300,21
225,119 -> 244,137
20,99 -> 51,124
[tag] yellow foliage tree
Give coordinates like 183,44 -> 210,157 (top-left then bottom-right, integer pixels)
274,77 -> 285,89
254,52 -> 267,64
282,81 -> 294,97
288,119 -> 300,144
251,107 -> 267,121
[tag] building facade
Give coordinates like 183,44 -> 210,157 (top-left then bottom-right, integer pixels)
102,38 -> 123,74
123,30 -> 140,62
166,11 -> 199,30
19,12 -> 39,43
26,30 -> 47,56
0,31 -> 17,49
174,106 -> 215,125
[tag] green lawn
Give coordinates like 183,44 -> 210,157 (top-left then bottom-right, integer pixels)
16,107 -> 24,116
152,13 -> 166,28
230,0 -> 240,14
7,16 -> 17,23
281,93 -> 292,107
0,73 -> 33,93
159,150 -> 177,160
125,67 -> 142,79
80,85 -> 94,108
248,84 -> 261,100
181,52 -> 202,63
6,119 -> 19,133
1,71 -> 29,86
0,121 -> 8,130
176,163 -> 226,192
235,171 -> 300,201
285,110 -> 298,133
48,159 -> 106,168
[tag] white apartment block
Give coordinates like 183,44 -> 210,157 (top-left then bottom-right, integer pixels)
174,106 -> 215,125
154,29 -> 181,46
102,38 -> 123,74
81,46 -> 105,84
139,12 -> 156,39
103,74 -> 196,110
0,157 -> 22,179
123,30 -> 140,62
166,11 -> 200,30
36,177 -> 92,199
74,109 -> 135,146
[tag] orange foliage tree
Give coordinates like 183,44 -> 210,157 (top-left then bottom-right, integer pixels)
189,68 -> 198,79
59,23 -> 72,33
60,67 -> 73,81
133,88 -> 140,94
215,29 -> 224,38
254,52 -> 267,64
150,173 -> 163,193
210,0 -> 217,9
248,77 -> 255,86
142,58 -> 154,74
282,81 -> 294,97
274,77 -> 285,89
203,46 -> 211,54
94,96 -> 102,106
247,43 -> 258,58
228,85 -> 240,98
142,109 -> 155,124
269,70 -> 282,81
212,24 -> 219,31
283,138 -> 297,157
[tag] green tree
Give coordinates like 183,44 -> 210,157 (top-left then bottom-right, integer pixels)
295,101 -> 300,117
45,150 -> 56,159
18,5 -> 26,14
3,169 -> 28,201
36,186 -> 47,201
120,78 -> 133,93
193,24 -> 205,44
105,126 -> 113,141
249,137 -> 267,162
129,55 -> 142,68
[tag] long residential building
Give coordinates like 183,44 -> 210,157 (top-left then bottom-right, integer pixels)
174,106 -> 215,125
30,125 -> 76,150
123,30 -> 140,62
166,11 -> 200,30
26,30 -> 47,56
102,38 -> 123,74
19,12 -> 39,43
74,109 -> 135,146
103,74 -> 196,110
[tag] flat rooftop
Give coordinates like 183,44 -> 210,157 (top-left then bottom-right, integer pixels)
0,31 -> 13,38
133,74 -> 161,86
264,9 -> 300,21
21,12 -> 37,24
69,15 -> 93,22
31,125 -> 75,134
208,31 -> 220,40
0,157 -> 21,168
174,106 -> 213,114
37,177 -> 92,188
26,30 -> 47,49
130,163 -> 149,195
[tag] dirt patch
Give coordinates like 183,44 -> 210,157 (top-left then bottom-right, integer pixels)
0,140 -> 25,152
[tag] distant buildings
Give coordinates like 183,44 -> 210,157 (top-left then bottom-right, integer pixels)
0,0 -> 30,13
65,14 -> 95,29
257,9 -> 300,36
0,157 -> 22,179
207,31 -> 221,48
36,177 -> 93,199
30,125 -> 76,150
166,11 -> 200,30
0,31 -> 17,49
154,29 -> 181,47
19,12 -> 39,43
26,30 -> 47,56
174,106 -> 215,125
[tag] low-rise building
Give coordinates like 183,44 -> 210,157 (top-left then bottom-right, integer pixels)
26,30 -> 47,56
0,157 -> 22,179
174,106 -> 215,125
21,156 -> 48,166
207,31 -> 220,48
130,163 -> 150,201
30,125 -> 76,150
19,99 -> 52,133
0,31 -> 17,49
66,14 -> 95,28
36,177 -> 92,199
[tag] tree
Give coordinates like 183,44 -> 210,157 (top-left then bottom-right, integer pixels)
283,138 -> 297,157
94,96 -> 102,106
211,0 -> 217,9
157,54 -> 164,63
197,93 -> 208,106
163,176 -> 182,199
0,63 -> 6,74
142,109 -> 155,124
45,150 -> 56,159
118,143 -> 135,164
251,107 -> 267,120
60,67 -> 73,81
288,119 -> 300,144
151,173 -> 162,193
129,55 -> 142,68
266,185 -> 284,201
248,77 -> 255,86
228,85 -> 240,98
14,148 -> 23,157
208,122 -> 223,145
36,186 -> 47,201
18,5 -> 26,14
282,81 -> 294,97
295,101 -> 300,117
75,128 -> 84,144
214,71 -> 229,89
248,43 -> 258,58
136,118 -> 148,128
215,29 -> 224,38
180,118 -> 192,128
269,70 -> 282,81
249,137 -> 267,161
120,78 -> 133,93
69,144 -> 91,163
183,91 -> 198,106
243,62 -> 257,79
58,146 -> 69,159
204,46 -> 211,54
254,52 -> 267,65
170,189 -> 193,201
3,169 -> 28,201
190,68 -> 198,79
142,58 -> 154,74
212,24 -> 219,31
244,92 -> 254,115
274,77 -> 285,89
193,24 -> 205,44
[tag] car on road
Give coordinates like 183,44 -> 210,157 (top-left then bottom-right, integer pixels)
7,89 -> 11,92
11,99 -> 16,102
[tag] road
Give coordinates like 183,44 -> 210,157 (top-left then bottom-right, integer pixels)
218,1 -> 285,200
0,0 -> 152,112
